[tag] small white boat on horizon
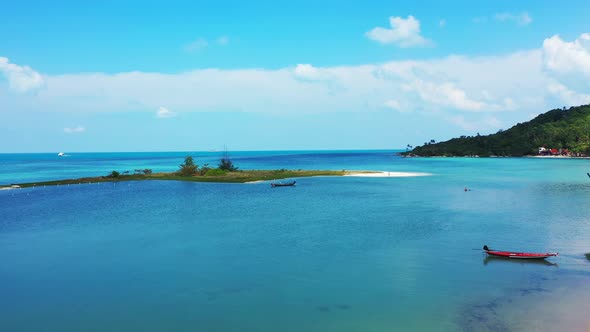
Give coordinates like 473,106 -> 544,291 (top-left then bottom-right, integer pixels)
58,152 -> 65,157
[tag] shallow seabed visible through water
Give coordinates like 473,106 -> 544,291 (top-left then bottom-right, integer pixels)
1,151 -> 590,331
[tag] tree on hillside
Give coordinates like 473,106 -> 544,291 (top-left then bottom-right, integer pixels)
178,156 -> 198,176
405,104 -> 590,157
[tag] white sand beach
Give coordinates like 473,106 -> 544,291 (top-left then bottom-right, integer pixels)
244,171 -> 432,183
0,185 -> 21,190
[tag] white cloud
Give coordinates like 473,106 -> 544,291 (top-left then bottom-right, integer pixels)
494,12 -> 532,25
216,36 -> 229,45
383,99 -> 412,113
156,106 -> 176,118
547,82 -> 590,106
0,57 -> 44,92
292,64 -> 333,82
4,33 -> 590,135
542,33 -> 590,78
366,15 -> 431,47
3,52 -> 546,119
1,51 -> 546,123
185,38 -> 208,52
448,115 -> 502,131
402,79 -> 488,111
520,13 -> 533,25
64,126 -> 85,133
384,100 -> 401,110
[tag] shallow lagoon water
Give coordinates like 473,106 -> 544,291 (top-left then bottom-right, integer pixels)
1,151 -> 590,331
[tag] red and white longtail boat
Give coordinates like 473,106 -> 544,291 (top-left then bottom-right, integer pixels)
483,245 -> 558,259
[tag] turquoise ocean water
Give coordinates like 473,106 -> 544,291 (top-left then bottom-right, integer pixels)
1,151 -> 590,331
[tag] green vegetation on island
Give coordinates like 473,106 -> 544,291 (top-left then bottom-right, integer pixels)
8,169 -> 349,188
2,154 -> 358,189
405,104 -> 590,157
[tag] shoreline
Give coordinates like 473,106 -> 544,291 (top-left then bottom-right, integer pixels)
527,155 -> 590,159
404,155 -> 590,159
0,169 -> 428,189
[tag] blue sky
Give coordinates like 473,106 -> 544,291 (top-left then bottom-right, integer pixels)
1,0 -> 590,152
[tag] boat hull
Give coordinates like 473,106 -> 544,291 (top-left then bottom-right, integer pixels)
485,250 -> 558,259
271,181 -> 296,187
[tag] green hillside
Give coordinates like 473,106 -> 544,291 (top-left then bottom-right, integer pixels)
406,104 -> 590,157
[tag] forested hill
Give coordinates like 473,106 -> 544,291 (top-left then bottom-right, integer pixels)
406,104 -> 590,157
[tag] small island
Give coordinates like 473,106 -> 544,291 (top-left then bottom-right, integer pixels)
0,155 -> 426,189
404,104 -> 590,157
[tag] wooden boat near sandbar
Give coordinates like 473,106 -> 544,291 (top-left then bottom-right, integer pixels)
483,245 -> 558,259
271,180 -> 296,187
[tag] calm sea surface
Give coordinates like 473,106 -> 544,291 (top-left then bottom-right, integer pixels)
1,151 -> 590,331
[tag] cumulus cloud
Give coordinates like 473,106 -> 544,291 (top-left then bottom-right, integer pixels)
547,82 -> 590,106
4,54 -> 543,117
402,79 -> 488,111
156,106 -> 176,118
542,33 -> 590,78
4,33 -> 590,134
0,51 -> 547,128
292,64 -> 333,81
64,126 -> 85,133
494,12 -> 532,25
0,57 -> 44,92
366,15 -> 432,47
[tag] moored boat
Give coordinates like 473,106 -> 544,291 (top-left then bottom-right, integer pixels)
483,245 -> 558,259
483,256 -> 558,266
271,180 -> 296,187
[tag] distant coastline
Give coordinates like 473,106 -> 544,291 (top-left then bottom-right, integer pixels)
404,104 -> 590,158
402,154 -> 590,159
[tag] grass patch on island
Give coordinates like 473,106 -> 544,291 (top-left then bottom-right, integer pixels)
5,169 -> 357,188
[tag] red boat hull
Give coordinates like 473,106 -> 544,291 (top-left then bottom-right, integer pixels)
485,250 -> 558,259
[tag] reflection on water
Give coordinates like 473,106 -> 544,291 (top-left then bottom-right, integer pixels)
459,271 -> 590,332
483,256 -> 559,267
